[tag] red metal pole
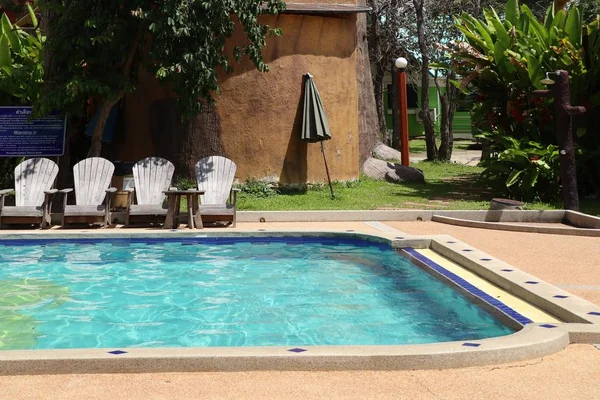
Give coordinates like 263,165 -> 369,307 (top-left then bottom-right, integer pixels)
398,69 -> 410,166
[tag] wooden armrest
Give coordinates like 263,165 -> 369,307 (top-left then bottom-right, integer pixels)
124,188 -> 135,193
45,189 -> 59,195
0,188 -> 15,195
105,187 -> 118,193
59,188 -> 73,194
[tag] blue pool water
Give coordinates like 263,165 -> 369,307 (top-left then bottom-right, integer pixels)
0,238 -> 514,350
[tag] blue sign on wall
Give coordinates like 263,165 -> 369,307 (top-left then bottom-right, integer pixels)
0,107 -> 66,157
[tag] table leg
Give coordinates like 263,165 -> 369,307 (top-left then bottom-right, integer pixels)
187,194 -> 194,229
192,195 -> 203,229
164,194 -> 176,229
174,194 -> 182,229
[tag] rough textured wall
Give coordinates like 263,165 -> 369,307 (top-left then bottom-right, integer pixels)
217,13 -> 359,184
118,6 -> 361,183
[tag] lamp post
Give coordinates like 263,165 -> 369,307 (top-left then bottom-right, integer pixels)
395,57 -> 409,166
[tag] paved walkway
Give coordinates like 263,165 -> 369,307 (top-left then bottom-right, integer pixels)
1,344 -> 598,399
1,221 -> 599,399
411,149 -> 482,166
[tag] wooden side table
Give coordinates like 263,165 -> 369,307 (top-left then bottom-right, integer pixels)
163,190 -> 205,229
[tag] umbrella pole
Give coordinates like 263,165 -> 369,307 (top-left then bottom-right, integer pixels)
321,141 -> 334,199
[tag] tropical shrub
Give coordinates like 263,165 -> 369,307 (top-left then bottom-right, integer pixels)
448,0 -> 600,201
0,4 -> 43,105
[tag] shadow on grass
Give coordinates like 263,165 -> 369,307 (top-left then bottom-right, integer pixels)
390,173 -> 492,203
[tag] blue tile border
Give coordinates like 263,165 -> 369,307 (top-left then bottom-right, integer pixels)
108,350 -> 127,355
588,311 -> 600,316
539,324 -> 557,329
462,342 -> 481,347
553,295 -> 569,299
0,236 -> 392,250
402,248 -> 533,326
287,348 -> 307,353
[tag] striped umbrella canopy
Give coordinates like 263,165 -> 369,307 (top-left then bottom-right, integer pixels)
301,73 -> 332,143
301,73 -> 334,198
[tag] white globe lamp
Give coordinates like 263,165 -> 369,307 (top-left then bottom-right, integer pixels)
395,57 -> 408,69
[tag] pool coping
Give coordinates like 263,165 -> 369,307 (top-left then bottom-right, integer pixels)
0,229 -> 599,374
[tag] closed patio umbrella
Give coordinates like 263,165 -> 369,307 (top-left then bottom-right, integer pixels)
301,73 -> 334,199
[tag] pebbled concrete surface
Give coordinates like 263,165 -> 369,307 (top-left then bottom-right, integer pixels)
388,221 -> 600,306
0,345 -> 598,399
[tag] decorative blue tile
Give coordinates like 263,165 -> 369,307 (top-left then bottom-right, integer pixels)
446,241 -> 456,244
401,248 -> 533,326
588,311 -> 600,316
501,269 -> 513,272
395,236 -> 404,239
462,249 -> 473,252
258,229 -> 266,232
480,258 -> 492,261
287,348 -> 307,353
108,350 -> 127,355
346,230 -> 355,232
539,324 -> 557,329
553,295 -> 569,299
525,281 -> 539,285
462,342 -> 481,347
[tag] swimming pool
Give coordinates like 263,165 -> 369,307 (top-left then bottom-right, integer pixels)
0,237 -> 514,350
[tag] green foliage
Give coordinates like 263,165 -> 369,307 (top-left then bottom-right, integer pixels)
173,177 -> 196,190
0,4 -> 44,105
239,179 -> 276,198
477,132 -> 561,200
35,0 -> 286,134
448,0 -> 600,200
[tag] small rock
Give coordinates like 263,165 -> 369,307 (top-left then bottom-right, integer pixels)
362,157 -> 425,183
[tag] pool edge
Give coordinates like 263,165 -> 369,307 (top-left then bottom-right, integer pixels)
0,324 -> 569,374
0,229 -> 599,374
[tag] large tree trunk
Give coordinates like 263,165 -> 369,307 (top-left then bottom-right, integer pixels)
150,100 -> 224,178
413,0 -> 438,160
87,96 -> 122,157
373,64 -> 388,145
87,27 -> 142,157
367,0 -> 389,143
437,73 -> 457,161
356,6 -> 382,166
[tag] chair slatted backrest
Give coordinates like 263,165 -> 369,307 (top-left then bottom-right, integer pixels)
132,157 -> 175,205
14,158 -> 59,207
73,157 -> 115,205
195,156 -> 236,205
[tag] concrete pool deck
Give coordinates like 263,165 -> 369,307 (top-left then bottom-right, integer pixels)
0,220 -> 599,397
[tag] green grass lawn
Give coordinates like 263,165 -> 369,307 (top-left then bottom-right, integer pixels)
237,161 -> 600,215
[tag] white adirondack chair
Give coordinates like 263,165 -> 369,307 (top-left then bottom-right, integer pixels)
125,157 -> 175,227
195,156 -> 239,227
60,157 -> 116,227
0,158 -> 59,228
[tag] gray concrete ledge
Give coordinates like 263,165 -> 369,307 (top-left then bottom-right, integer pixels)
565,210 -> 600,229
237,210 -> 566,223
431,215 -> 600,237
0,325 -> 569,375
